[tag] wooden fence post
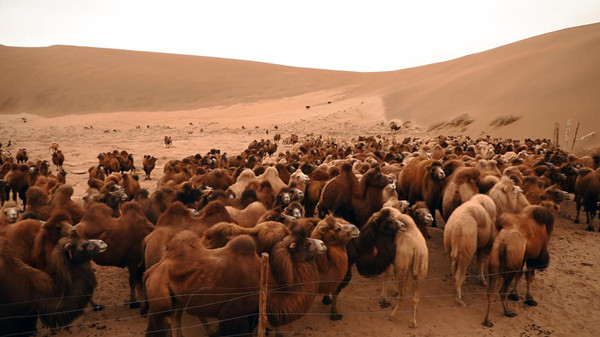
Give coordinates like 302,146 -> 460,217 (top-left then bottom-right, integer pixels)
565,119 -> 571,151
258,252 -> 269,337
571,121 -> 580,151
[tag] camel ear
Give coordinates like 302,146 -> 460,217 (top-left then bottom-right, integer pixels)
289,242 -> 296,250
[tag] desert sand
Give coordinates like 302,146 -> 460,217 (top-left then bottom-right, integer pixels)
1,23 -> 600,337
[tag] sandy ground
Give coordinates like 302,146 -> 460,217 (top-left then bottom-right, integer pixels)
1,100 -> 600,337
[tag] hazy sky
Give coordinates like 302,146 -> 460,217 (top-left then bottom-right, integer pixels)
1,0 -> 599,71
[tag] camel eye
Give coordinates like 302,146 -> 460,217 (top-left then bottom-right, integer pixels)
335,228 -> 341,232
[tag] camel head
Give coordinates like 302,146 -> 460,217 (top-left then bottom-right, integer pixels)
313,215 -> 360,245
426,162 -> 446,181
287,226 -> 327,262
283,201 -> 304,219
2,201 -> 19,223
290,169 -> 310,183
364,166 -> 391,188
368,207 -> 407,236
61,229 -> 107,263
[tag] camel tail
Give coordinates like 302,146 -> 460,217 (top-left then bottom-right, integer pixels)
498,243 -> 508,274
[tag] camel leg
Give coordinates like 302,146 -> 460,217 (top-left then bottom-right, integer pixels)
508,270 -> 523,302
524,269 -> 537,306
410,276 -> 422,328
477,252 -> 489,287
128,267 -> 141,308
452,250 -> 470,307
388,266 -> 407,322
574,195 -> 581,224
482,274 -> 497,327
500,273 -> 517,318
379,277 -> 391,308
329,266 -> 352,320
379,269 -> 394,308
172,310 -> 184,337
330,291 -> 341,321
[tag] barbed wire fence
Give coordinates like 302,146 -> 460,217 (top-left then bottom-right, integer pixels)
1,265 -> 593,337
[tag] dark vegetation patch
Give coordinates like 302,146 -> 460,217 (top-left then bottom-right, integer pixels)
427,114 -> 474,132
489,115 -> 521,128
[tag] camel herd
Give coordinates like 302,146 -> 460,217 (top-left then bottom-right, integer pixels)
0,134 -> 599,337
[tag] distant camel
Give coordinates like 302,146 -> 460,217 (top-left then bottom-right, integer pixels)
164,136 -> 172,148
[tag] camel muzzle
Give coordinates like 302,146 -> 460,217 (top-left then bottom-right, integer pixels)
342,224 -> 360,238
310,238 -> 327,254
88,239 -> 108,254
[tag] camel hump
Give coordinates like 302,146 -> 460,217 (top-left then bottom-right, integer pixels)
530,206 -> 554,231
341,162 -> 353,172
227,235 -> 257,256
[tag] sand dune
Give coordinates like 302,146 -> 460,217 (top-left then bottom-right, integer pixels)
1,23 -> 599,151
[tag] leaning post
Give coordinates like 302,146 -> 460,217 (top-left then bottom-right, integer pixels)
258,252 -> 269,337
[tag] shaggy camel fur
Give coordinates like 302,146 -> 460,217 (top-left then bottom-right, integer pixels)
442,166 -> 480,221
397,158 -> 446,227
156,166 -> 192,188
304,166 -> 330,217
225,201 -> 268,228
83,181 -> 128,217
479,175 -> 500,194
311,215 -> 359,320
482,204 -> 555,327
0,231 -> 106,336
191,168 -> 233,191
487,176 -> 530,218
444,194 -> 497,306
201,220 -> 290,253
134,187 -> 176,225
144,232 -> 262,337
143,201 -> 234,268
76,202 -> 154,308
22,185 -> 85,224
2,211 -> 75,271
522,176 -> 569,205
121,173 -> 141,201
266,226 -> 327,329
319,164 -> 392,227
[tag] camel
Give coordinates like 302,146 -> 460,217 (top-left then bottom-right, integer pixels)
397,158 -> 446,227
444,194 -> 497,306
76,202 -> 154,308
386,208 -> 428,328
312,215 -> 360,319
482,204 -> 555,327
0,231 -> 106,336
52,150 -> 65,171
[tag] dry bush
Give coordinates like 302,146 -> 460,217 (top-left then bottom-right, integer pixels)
489,115 -> 521,128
